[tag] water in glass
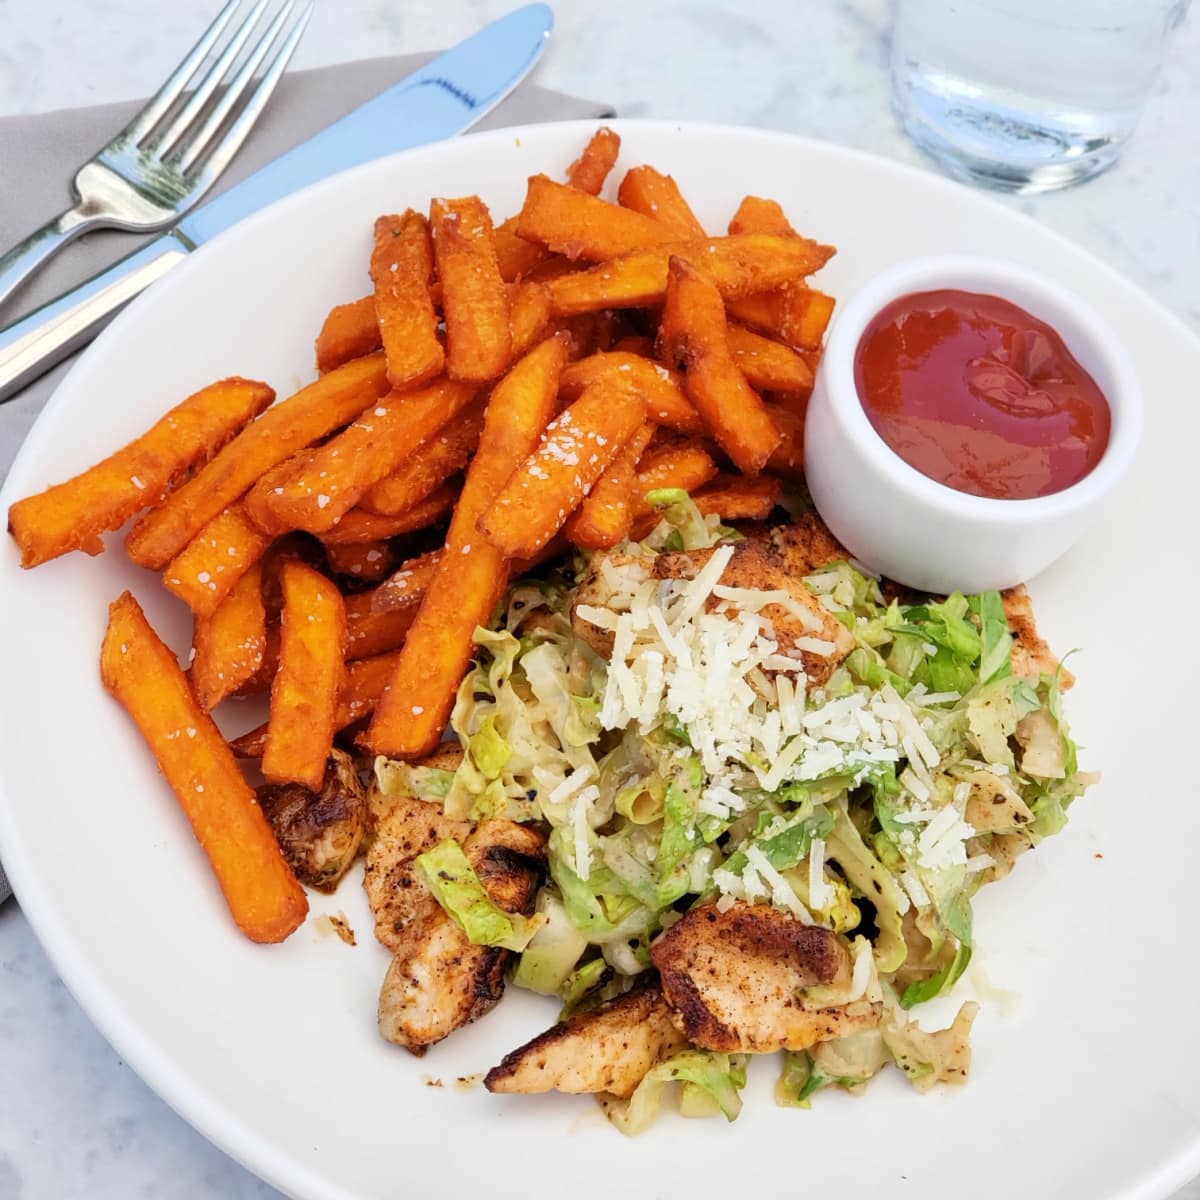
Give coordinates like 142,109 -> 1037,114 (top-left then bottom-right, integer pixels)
891,0 -> 1191,192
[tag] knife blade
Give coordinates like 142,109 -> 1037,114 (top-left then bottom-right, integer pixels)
0,3 -> 553,404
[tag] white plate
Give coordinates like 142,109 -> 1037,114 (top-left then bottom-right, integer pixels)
1,120 -> 1197,1200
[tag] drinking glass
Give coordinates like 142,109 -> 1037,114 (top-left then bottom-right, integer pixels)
890,0 -> 1191,193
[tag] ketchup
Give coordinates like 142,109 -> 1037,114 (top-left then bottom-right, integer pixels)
854,289 -> 1110,500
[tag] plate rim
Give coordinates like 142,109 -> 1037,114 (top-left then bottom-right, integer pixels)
2,117 -> 1199,1200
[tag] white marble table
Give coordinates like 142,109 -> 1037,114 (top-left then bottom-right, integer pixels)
1,2 -> 1197,1197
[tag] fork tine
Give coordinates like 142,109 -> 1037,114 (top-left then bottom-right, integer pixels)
176,0 -> 295,173
122,0 -> 244,146
154,0 -> 272,158
184,1 -> 314,187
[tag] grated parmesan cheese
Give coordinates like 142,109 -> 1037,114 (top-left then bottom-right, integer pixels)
571,785 -> 600,880
672,545 -> 735,629
899,868 -> 931,909
744,845 -> 813,922
808,837 -> 835,911
548,764 -> 595,808
915,804 -> 976,871
578,549 -> 995,923
848,936 -> 874,1000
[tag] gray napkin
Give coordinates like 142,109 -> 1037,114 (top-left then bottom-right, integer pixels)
0,55 -> 613,906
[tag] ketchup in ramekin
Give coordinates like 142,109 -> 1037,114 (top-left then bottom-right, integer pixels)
854,289 -> 1111,500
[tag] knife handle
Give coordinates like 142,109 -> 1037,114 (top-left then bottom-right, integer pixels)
0,232 -> 190,405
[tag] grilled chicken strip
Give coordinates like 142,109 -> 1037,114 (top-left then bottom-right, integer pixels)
654,540 -> 854,686
770,511 -> 849,578
377,819 -> 545,1055
772,517 -> 1072,691
1001,584 -> 1074,688
484,984 -> 688,1099
364,791 -> 470,953
650,901 -> 880,1053
363,745 -> 466,950
570,551 -> 653,659
256,749 -> 365,892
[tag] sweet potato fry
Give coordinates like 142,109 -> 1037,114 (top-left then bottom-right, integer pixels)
478,380 -> 644,559
239,452 -> 313,536
236,545 -> 474,698
611,335 -> 655,356
261,561 -> 347,791
366,333 -> 568,758
494,215 -> 548,282
677,233 -> 833,296
508,280 -> 553,358
366,549 -> 442,613
792,290 -> 836,349
617,166 -> 706,238
125,354 -> 389,570
765,403 -> 806,475
727,195 -> 795,237
231,648 -> 404,758
190,563 -> 267,711
258,531 -> 322,609
725,288 -> 836,352
230,625 -> 278,696
565,422 -> 655,550
725,196 -> 836,351
631,441 -> 720,516
765,387 -> 811,419
430,196 -> 511,382
546,234 -> 835,316
249,377 -> 477,535
522,256 -> 583,285
100,591 -> 306,942
370,211 -> 444,389
516,174 -> 676,262
693,474 -> 782,522
726,323 -> 815,394
544,248 -> 670,315
9,377 -> 273,569
560,311 -> 620,359
559,352 -> 704,435
323,540 -> 396,582
345,593 -> 420,660
315,296 -> 381,373
238,539 -> 413,690
163,504 -> 270,616
725,294 -> 790,335
660,257 -> 781,475
325,649 -> 403,728
362,400 -> 483,517
317,484 -> 457,545
229,599 -> 404,698
565,126 -> 621,195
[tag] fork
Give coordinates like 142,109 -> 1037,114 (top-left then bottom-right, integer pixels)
0,0 -> 313,310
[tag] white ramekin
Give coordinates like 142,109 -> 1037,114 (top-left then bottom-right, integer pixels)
804,255 -> 1142,594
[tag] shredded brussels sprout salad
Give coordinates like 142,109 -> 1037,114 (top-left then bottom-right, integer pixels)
374,491 -> 1094,1131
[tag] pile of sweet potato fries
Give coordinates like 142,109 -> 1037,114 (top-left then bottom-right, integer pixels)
6,128 -> 836,946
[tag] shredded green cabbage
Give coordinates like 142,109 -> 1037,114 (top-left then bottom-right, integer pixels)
416,839 -> 541,951
373,517 -> 1094,1132
604,1050 -> 749,1133
512,892 -> 588,995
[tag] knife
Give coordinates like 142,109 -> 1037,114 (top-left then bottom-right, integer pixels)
0,4 -> 553,405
